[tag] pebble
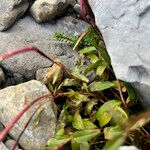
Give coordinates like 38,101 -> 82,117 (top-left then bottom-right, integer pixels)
0,67 -> 5,85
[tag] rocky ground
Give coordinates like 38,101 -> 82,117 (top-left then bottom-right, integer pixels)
0,0 -> 144,150
0,0 -> 86,149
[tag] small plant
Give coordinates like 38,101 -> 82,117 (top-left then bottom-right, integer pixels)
45,27 -> 150,150
0,1 -> 150,150
54,32 -> 78,46
0,23 -> 150,150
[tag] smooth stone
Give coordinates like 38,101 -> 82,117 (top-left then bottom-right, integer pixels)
119,146 -> 139,150
30,0 -> 69,23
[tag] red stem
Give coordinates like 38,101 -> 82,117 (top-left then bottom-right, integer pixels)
80,0 -> 95,24
12,100 -> 50,150
80,0 -> 103,39
0,45 -> 63,67
0,94 -> 51,141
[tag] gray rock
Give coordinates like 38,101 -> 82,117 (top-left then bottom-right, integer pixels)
36,67 -> 49,82
5,77 -> 16,87
68,0 -> 78,6
5,139 -> 19,149
0,0 -> 29,31
0,80 -> 57,150
0,67 -> 5,85
0,16 -> 88,79
119,146 -> 139,150
0,142 -> 9,150
4,72 -> 26,87
0,122 -> 4,132
89,0 -> 150,107
30,0 -> 69,23
74,3 -> 80,14
13,73 -> 26,84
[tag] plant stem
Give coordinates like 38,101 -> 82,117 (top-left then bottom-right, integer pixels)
12,100 -> 50,150
0,45 -> 62,68
73,28 -> 90,50
117,79 -> 128,112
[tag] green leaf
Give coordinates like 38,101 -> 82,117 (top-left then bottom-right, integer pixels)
85,60 -> 101,73
97,112 -> 111,127
104,134 -> 126,150
111,106 -> 128,126
87,54 -> 99,63
72,112 -> 84,130
96,100 -> 128,127
89,81 -> 115,92
56,105 -> 69,131
81,83 -> 89,92
96,65 -> 107,76
71,35 -> 78,44
71,141 -> 90,150
72,66 -> 89,83
72,129 -> 100,142
71,129 -> 100,150
104,126 -> 124,140
58,78 -> 77,90
80,46 -> 97,54
74,91 -> 89,102
101,49 -> 111,65
66,90 -> 89,113
84,99 -> 97,115
66,115 -> 74,123
46,135 -> 71,150
55,128 -> 65,136
97,100 -> 121,115
71,140 -> 80,150
80,142 -> 90,150
82,119 -> 98,129
124,82 -> 137,101
67,89 -> 76,97
48,83 -> 54,93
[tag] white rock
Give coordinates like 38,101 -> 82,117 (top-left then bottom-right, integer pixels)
119,146 -> 140,150
89,0 -> 150,107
